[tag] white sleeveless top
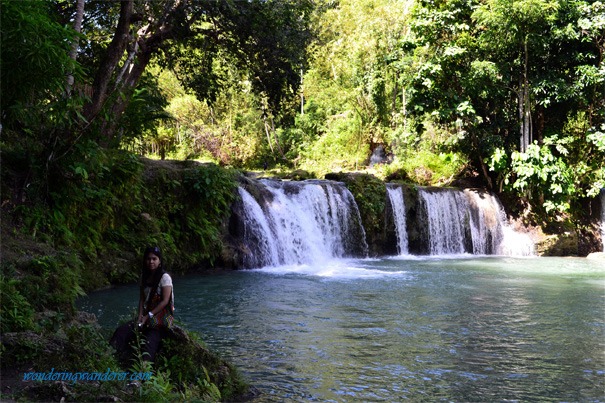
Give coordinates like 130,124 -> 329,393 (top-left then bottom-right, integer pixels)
143,273 -> 174,311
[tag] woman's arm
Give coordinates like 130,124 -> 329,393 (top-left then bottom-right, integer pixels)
150,286 -> 172,315
140,285 -> 172,325
138,287 -> 145,323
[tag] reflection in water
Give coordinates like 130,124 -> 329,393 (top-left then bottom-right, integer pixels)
80,257 -> 605,402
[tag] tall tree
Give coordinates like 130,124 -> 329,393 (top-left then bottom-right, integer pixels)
473,0 -> 560,153
405,0 -> 603,191
66,0 -> 85,93
79,0 -> 313,147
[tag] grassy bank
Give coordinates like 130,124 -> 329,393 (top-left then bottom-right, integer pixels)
1,317 -> 251,401
1,151 -> 249,401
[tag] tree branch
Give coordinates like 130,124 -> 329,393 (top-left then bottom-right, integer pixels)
84,0 -> 134,122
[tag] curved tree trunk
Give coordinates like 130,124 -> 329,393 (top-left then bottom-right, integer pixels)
84,0 -> 134,125
83,0 -> 186,145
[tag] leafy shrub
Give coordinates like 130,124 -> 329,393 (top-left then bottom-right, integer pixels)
395,150 -> 467,186
489,112 -> 605,218
156,330 -> 248,401
299,113 -> 371,174
0,273 -> 35,333
141,162 -> 238,270
17,254 -> 85,315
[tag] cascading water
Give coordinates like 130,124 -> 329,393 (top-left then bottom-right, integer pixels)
237,187 -> 280,267
237,179 -> 368,268
464,189 -> 505,254
465,189 -> 534,255
386,185 -> 409,255
418,188 -> 470,255
415,187 -> 533,256
235,179 -> 534,267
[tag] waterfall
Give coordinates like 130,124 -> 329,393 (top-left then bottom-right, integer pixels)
236,179 -> 535,268
386,185 -> 409,255
498,226 -> 535,256
237,187 -> 280,268
418,188 -> 470,255
464,189 -> 504,254
464,189 -> 534,256
416,187 -> 534,256
237,179 -> 368,268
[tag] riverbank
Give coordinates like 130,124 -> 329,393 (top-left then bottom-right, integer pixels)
0,311 -> 253,402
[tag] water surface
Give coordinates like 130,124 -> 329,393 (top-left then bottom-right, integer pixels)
81,256 -> 605,402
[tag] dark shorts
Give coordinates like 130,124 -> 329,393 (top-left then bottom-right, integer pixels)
109,321 -> 169,362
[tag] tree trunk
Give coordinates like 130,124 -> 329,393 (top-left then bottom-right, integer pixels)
270,116 -> 283,156
535,105 -> 544,145
66,0 -> 85,93
518,75 -> 525,153
264,115 -> 275,154
84,0 -> 134,124
519,37 -> 532,153
101,47 -> 154,146
471,132 -> 493,190
300,68 -> 304,115
83,0 -> 187,145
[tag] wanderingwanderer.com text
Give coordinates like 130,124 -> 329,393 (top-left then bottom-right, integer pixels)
22,368 -> 152,382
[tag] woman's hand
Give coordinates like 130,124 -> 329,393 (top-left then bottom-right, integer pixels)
137,314 -> 149,328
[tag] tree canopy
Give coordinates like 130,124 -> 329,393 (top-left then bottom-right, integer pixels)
2,0 -> 603,224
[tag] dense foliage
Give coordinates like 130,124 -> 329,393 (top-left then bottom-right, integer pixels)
141,0 -> 603,222
1,2 -> 603,398
3,0 -> 602,220
1,0 -> 603,302
404,0 -> 604,220
1,0 -> 308,312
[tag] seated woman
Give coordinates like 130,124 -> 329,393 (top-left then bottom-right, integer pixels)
110,246 -> 174,363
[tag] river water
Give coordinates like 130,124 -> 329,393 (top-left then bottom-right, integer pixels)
81,256 -> 605,402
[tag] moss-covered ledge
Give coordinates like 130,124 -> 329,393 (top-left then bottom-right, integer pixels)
1,314 -> 253,402
325,172 -> 388,256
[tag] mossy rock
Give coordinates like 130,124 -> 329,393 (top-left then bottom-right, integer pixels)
157,326 -> 252,401
1,317 -> 252,402
535,232 -> 579,256
281,169 -> 315,181
385,169 -> 411,182
325,172 -> 387,256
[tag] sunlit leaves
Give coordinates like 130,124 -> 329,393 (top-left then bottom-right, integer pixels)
490,111 -> 605,213
587,124 -> 605,152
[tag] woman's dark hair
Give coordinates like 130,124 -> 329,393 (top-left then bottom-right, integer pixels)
141,246 -> 165,287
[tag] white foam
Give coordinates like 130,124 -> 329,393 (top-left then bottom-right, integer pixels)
252,259 -> 409,279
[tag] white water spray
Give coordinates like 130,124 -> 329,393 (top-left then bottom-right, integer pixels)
237,187 -> 280,267
386,185 -> 409,255
237,180 -> 368,268
465,189 -> 534,256
415,188 -> 534,256
419,189 -> 469,255
464,190 -> 504,254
